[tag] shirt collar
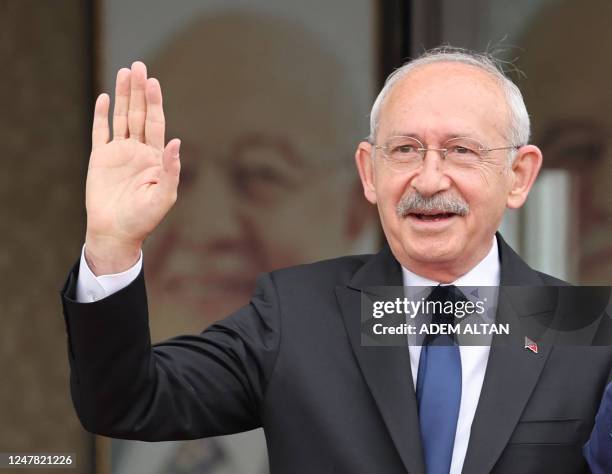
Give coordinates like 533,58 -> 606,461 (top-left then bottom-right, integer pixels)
401,237 -> 500,288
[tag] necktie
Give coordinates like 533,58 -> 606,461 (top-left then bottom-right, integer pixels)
416,285 -> 463,474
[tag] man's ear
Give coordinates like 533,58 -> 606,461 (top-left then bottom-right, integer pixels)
507,144 -> 543,209
345,178 -> 378,239
354,141 -> 378,205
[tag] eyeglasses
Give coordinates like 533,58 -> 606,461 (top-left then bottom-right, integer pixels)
373,136 -> 520,169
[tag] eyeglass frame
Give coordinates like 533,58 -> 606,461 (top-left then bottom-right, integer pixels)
370,135 -> 522,163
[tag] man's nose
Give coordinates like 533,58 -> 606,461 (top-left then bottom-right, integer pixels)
409,151 -> 452,197
189,168 -> 245,246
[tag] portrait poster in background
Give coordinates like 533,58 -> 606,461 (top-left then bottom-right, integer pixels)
422,0 -> 612,284
95,1 -> 381,473
512,0 -> 612,285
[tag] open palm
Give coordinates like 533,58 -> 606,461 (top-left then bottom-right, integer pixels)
85,62 -> 181,273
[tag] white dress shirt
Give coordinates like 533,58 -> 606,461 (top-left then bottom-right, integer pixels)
76,245 -> 143,303
402,237 -> 500,474
76,238 -> 500,474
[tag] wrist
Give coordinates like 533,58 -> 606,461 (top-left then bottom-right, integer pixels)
84,233 -> 142,276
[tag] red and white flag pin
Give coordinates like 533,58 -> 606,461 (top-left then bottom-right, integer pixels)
524,337 -> 538,354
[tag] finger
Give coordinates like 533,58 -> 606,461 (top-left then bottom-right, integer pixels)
161,138 -> 181,202
92,93 -> 110,149
145,78 -> 165,150
128,61 -> 147,142
112,68 -> 131,140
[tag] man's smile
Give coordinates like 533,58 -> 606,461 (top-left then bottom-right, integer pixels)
407,210 -> 460,221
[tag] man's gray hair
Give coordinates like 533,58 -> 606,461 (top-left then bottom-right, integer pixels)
368,47 -> 530,152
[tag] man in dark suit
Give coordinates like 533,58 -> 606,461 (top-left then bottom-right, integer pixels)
61,47 -> 612,473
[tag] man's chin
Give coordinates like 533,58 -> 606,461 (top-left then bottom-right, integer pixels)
155,291 -> 251,323
149,275 -> 254,316
397,232 -> 463,266
407,247 -> 460,265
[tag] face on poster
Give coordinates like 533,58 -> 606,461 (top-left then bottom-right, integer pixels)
517,0 -> 612,284
98,3 -> 380,473
99,0 -> 380,340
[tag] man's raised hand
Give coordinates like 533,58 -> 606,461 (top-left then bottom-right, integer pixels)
84,62 -> 181,275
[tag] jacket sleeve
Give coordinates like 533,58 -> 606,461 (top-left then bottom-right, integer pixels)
60,259 -> 281,441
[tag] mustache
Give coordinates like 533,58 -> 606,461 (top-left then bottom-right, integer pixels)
396,192 -> 470,217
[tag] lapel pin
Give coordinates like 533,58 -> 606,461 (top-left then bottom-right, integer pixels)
524,336 -> 538,354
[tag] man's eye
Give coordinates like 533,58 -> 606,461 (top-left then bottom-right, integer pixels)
395,145 -> 418,153
230,161 -> 297,205
450,146 -> 473,154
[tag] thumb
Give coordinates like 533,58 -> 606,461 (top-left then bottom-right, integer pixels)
161,138 -> 181,195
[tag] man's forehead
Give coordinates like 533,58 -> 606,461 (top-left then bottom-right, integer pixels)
389,61 -> 505,104
379,61 -> 509,139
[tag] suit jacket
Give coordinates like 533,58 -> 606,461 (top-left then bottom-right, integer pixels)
61,234 -> 612,474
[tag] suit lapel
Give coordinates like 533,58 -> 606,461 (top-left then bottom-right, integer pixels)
336,235 -> 561,473
461,295 -> 555,473
462,234 -> 556,473
335,245 -> 425,474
